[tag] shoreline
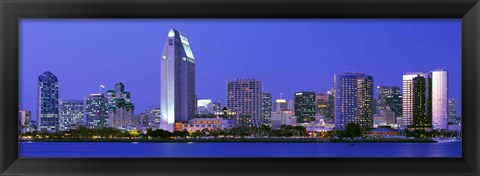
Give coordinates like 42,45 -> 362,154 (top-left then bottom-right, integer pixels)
19,138 -> 438,143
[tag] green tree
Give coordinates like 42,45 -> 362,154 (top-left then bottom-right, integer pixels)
293,126 -> 307,137
344,123 -> 363,139
172,130 -> 189,138
260,124 -> 272,137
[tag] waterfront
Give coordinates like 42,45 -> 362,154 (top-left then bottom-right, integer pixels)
20,141 -> 461,158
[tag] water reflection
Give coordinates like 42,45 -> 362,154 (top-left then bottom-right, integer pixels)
19,141 -> 461,158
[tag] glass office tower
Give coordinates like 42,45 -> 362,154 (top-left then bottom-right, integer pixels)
38,71 -> 59,132
84,93 -> 109,129
294,91 -> 317,123
431,69 -> 448,130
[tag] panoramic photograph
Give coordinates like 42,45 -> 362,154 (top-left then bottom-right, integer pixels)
18,19 -> 461,158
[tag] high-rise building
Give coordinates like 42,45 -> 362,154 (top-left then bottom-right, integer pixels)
402,70 -> 448,130
316,93 -> 328,119
274,93 -> 288,112
334,73 -> 374,130
19,110 -> 33,133
145,106 -> 161,129
376,86 -> 403,117
197,99 -> 214,115
135,113 -> 148,128
262,92 -> 272,124
134,106 -> 162,130
160,28 -> 196,132
106,82 -> 135,131
84,93 -> 109,129
402,72 -> 432,129
448,99 -> 457,124
326,90 -> 335,124
431,69 -> 448,130
59,100 -> 84,131
38,71 -> 60,132
226,78 -> 262,127
294,91 -> 316,123
275,98 -> 288,112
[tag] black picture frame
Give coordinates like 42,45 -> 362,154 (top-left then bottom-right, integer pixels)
1,0 -> 479,175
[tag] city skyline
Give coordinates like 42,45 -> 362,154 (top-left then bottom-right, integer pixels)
20,19 -> 462,122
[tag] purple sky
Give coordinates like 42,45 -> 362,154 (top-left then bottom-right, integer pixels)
20,19 -> 461,121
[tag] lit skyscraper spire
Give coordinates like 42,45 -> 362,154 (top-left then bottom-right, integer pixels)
160,28 -> 196,132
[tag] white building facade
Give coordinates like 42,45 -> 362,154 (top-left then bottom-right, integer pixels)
431,70 -> 448,130
160,28 -> 196,132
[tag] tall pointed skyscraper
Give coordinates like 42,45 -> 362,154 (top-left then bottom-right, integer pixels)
160,28 -> 196,132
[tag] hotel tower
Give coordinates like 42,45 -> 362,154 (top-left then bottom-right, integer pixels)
402,69 -> 448,130
160,28 -> 196,132
334,73 -> 374,130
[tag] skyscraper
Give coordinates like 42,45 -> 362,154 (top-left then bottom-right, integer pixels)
402,70 -> 448,130
294,91 -> 316,123
106,82 -> 136,131
160,28 -> 196,132
19,110 -> 32,133
376,86 -> 403,117
448,99 -> 457,124
59,100 -> 84,131
402,72 -> 432,129
145,106 -> 161,130
326,90 -> 335,124
334,73 -> 374,130
316,93 -> 329,118
38,71 -> 59,132
431,69 -> 448,130
135,113 -> 148,128
274,93 -> 288,112
226,78 -> 262,127
262,92 -> 272,124
84,93 -> 109,129
275,99 -> 288,112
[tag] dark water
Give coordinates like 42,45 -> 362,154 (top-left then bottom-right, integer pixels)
19,141 -> 461,158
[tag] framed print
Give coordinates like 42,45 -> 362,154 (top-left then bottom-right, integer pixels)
1,0 -> 479,175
